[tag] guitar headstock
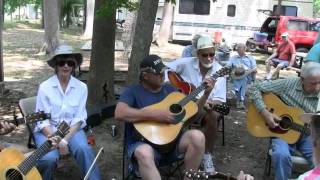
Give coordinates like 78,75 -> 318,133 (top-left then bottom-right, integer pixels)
55,121 -> 70,138
210,103 -> 230,116
214,66 -> 232,78
25,111 -> 51,123
185,169 -> 208,179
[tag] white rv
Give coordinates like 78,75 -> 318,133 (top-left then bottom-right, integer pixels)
154,0 -> 314,44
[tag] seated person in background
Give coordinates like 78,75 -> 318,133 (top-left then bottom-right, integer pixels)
227,43 -> 257,109
115,54 -> 209,180
34,45 -> 101,180
0,121 -> 16,135
251,62 -> 320,180
265,32 -> 296,80
166,36 -> 227,174
297,112 -> 320,179
181,34 -> 203,58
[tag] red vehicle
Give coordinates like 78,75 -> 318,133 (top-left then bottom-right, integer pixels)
246,16 -> 320,53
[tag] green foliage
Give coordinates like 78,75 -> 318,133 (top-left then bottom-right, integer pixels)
315,0 -> 320,12
4,0 -> 41,13
97,0 -> 139,16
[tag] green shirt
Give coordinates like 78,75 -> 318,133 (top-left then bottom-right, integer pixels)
251,77 -> 319,113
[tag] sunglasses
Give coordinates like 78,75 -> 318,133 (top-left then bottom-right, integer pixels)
201,53 -> 215,58
57,60 -> 76,67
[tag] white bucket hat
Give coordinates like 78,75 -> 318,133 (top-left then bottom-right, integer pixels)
196,36 -> 214,51
47,45 -> 82,68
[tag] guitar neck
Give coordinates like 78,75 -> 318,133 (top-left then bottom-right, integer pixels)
18,141 -> 52,175
179,73 -> 220,106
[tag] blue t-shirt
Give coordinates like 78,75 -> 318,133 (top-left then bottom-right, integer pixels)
305,43 -> 320,63
119,83 -> 177,146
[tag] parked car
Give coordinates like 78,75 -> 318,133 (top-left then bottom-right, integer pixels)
246,16 -> 320,53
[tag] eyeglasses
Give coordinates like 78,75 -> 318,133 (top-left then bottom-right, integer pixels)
57,60 -> 76,67
201,53 -> 215,58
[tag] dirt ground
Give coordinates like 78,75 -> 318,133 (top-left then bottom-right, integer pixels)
0,23 -> 307,180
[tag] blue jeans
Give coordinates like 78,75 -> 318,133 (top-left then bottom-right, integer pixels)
271,135 -> 313,180
34,130 -> 101,180
232,79 -> 248,101
271,58 -> 290,68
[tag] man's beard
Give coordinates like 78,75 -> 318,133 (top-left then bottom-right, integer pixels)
201,61 -> 213,68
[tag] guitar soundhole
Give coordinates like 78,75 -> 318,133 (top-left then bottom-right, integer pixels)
279,116 -> 292,130
5,169 -> 23,180
169,104 -> 183,114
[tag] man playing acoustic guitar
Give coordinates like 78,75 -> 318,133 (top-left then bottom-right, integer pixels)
166,36 -> 227,173
115,54 -> 212,180
115,55 -> 253,180
251,62 -> 320,180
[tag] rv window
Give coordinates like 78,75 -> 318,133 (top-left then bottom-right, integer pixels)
309,21 -> 320,32
227,5 -> 236,17
179,0 -> 210,15
273,5 -> 297,16
287,20 -> 308,31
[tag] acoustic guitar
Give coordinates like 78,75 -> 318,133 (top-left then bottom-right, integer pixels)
185,169 -> 237,180
0,121 -> 70,180
247,93 -> 309,144
134,67 -> 231,147
167,71 -> 196,95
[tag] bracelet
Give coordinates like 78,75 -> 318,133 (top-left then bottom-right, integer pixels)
60,139 -> 68,146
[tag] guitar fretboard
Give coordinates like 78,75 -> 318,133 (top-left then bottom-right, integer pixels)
178,74 -> 219,106
18,141 -> 52,175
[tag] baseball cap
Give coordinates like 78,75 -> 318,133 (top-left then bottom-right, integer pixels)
140,55 -> 167,74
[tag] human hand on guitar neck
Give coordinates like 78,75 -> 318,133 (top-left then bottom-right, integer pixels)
261,109 -> 281,128
203,78 -> 216,96
0,121 -> 16,135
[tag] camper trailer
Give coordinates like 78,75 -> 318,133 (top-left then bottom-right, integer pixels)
154,0 -> 314,44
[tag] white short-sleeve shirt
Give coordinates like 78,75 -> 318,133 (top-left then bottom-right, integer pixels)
165,57 -> 227,102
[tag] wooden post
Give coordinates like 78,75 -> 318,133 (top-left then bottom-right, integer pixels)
0,0 -> 4,95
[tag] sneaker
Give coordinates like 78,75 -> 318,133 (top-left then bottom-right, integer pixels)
202,153 -> 215,174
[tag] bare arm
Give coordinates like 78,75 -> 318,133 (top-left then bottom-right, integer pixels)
63,121 -> 81,142
266,52 -> 278,62
115,102 -> 174,124
288,53 -> 296,67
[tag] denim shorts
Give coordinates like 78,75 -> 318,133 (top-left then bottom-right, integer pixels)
127,140 -> 184,175
271,58 -> 289,67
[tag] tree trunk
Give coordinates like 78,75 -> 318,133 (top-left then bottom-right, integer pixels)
87,0 -> 116,106
41,1 -> 44,28
0,0 -> 4,93
42,0 -> 59,54
82,0 -> 95,39
154,1 -> 173,47
127,0 -> 160,84
82,0 -> 87,32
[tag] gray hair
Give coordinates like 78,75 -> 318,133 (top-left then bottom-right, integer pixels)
236,43 -> 246,51
300,62 -> 320,78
